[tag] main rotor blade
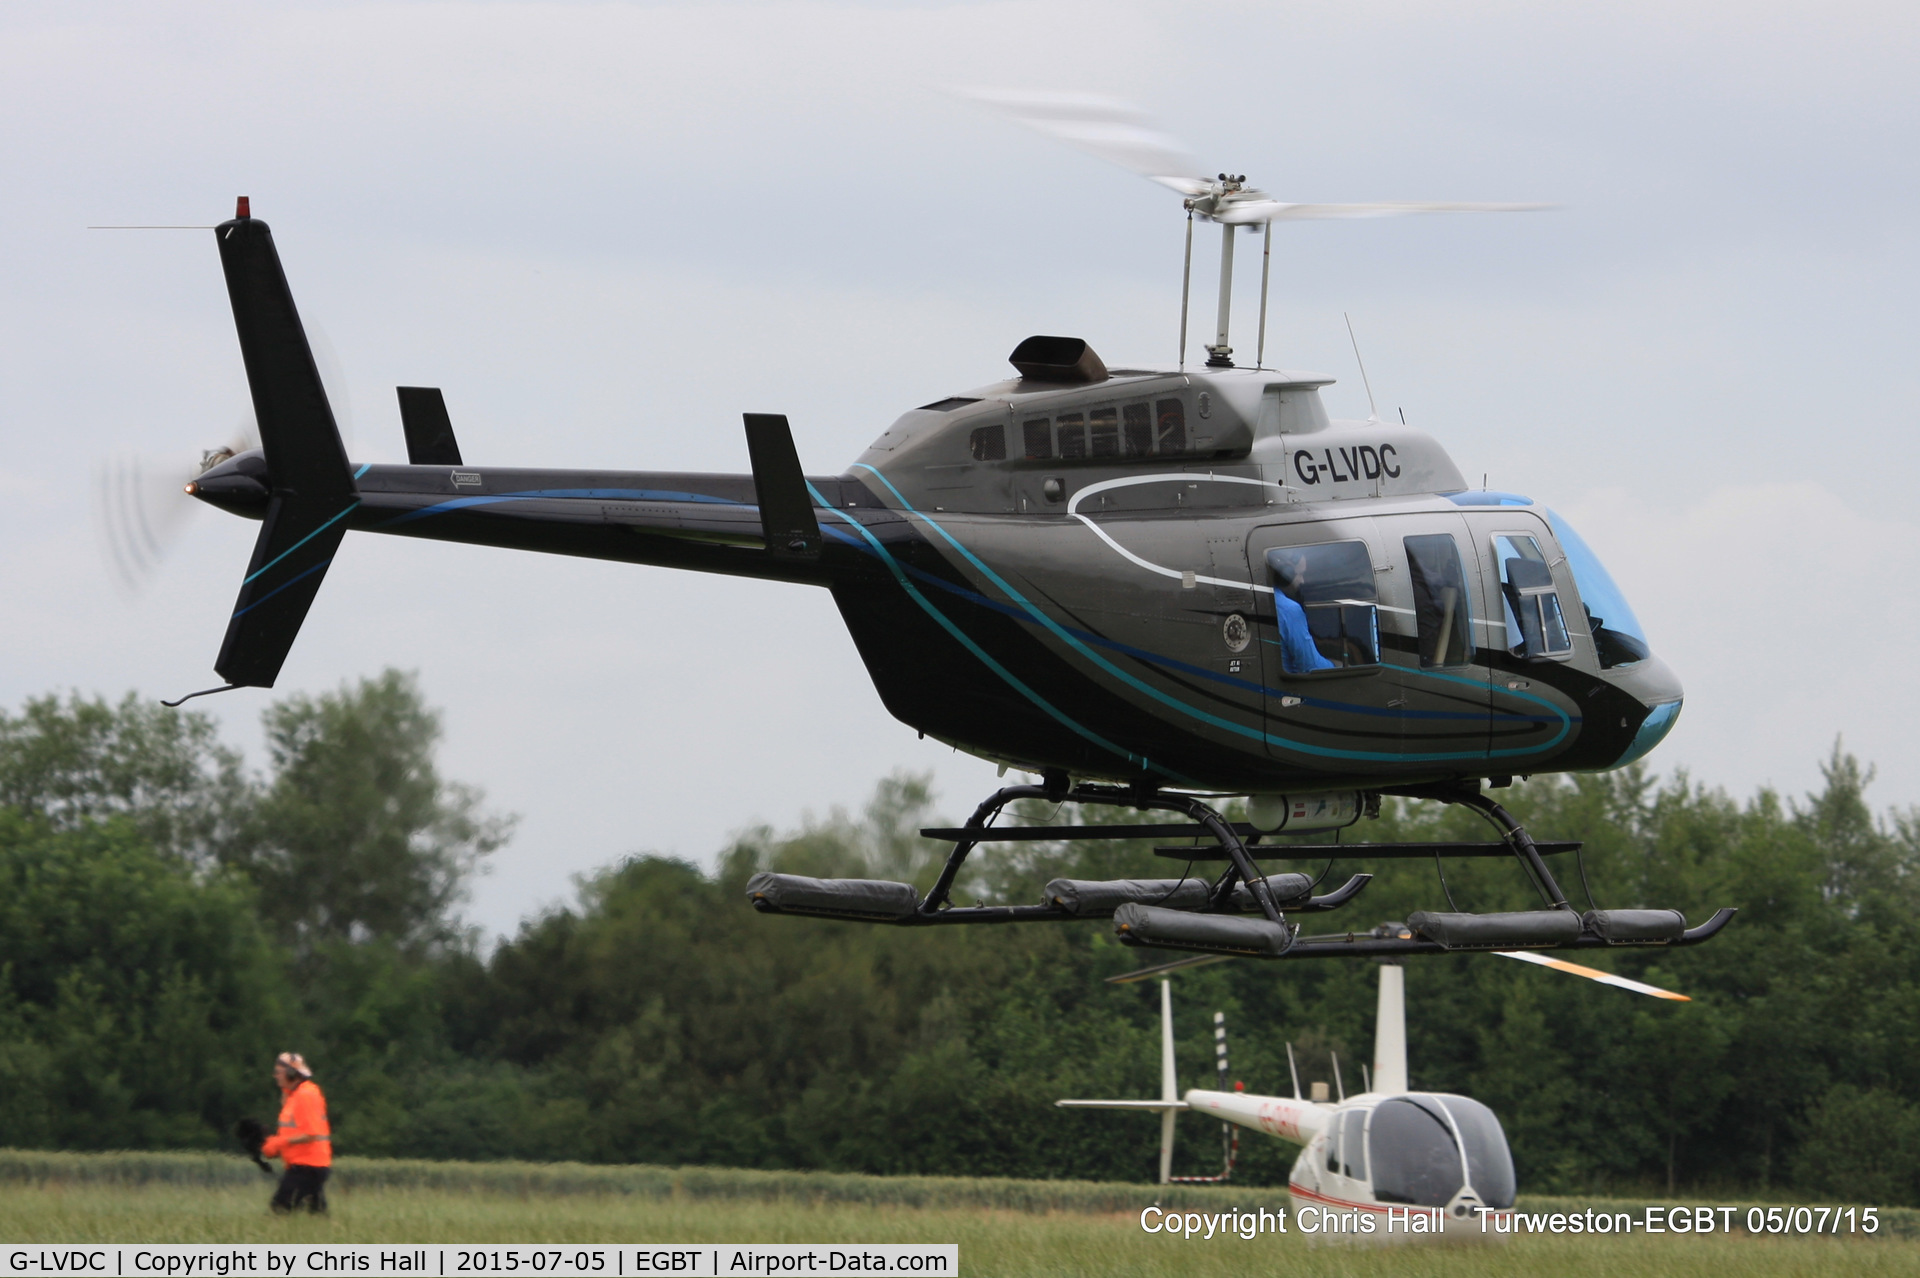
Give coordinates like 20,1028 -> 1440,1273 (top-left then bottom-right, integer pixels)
1496,950 -> 1690,1001
1216,200 -> 1557,225
958,88 -> 1212,197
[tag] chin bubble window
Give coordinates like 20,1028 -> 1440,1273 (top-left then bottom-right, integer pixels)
1267,541 -> 1380,673
1495,534 -> 1572,659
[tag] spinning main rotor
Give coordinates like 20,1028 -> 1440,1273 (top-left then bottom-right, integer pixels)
962,89 -> 1551,368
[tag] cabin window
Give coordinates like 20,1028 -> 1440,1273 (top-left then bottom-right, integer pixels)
1022,419 -> 1052,460
1267,541 -> 1380,673
1088,407 -> 1120,458
1342,1108 -> 1369,1181
1404,534 -> 1473,667
969,424 -> 1006,462
1156,399 -> 1187,453
1325,1127 -> 1340,1174
1495,535 -> 1572,658
1057,413 -> 1087,460
1123,402 -> 1153,457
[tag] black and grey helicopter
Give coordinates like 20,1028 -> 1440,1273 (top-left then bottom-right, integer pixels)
167,95 -> 1730,965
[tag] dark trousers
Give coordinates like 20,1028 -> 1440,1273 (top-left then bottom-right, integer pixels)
270,1165 -> 330,1213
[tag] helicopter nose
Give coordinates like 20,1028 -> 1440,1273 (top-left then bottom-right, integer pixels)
1603,654 -> 1683,767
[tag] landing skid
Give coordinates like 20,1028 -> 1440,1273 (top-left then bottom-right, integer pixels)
744,776 -> 1736,961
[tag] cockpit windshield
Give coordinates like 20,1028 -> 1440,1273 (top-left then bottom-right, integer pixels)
1367,1094 -> 1517,1210
1546,511 -> 1651,668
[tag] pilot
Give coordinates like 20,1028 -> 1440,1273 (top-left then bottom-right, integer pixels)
1271,553 -> 1336,675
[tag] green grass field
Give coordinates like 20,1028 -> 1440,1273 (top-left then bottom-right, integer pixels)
2,1151 -> 1911,1278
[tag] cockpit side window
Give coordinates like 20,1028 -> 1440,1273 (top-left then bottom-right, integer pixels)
969,424 -> 1006,462
1495,535 -> 1572,659
1404,534 -> 1472,668
1267,541 -> 1380,674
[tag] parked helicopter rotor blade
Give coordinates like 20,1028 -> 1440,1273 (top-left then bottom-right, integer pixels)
1495,950 -> 1690,1001
957,88 -> 1211,196
1106,953 -> 1236,984
1215,200 -> 1557,225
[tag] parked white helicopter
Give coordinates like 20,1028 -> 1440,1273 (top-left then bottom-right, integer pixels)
1058,954 -> 1683,1233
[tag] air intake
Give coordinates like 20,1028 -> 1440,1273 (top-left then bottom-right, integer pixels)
1009,335 -> 1108,384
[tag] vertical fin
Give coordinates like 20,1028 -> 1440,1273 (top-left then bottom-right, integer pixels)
1373,963 -> 1408,1095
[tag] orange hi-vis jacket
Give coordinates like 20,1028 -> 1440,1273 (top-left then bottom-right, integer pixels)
261,1078 -> 331,1167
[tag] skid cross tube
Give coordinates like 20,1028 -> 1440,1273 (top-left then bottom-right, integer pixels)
1456,790 -> 1573,911
1388,781 -> 1575,912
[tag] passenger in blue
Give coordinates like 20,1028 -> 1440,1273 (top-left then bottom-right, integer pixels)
1271,554 -> 1336,674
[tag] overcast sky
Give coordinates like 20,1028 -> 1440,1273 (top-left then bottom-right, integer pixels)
3,1 -> 1916,939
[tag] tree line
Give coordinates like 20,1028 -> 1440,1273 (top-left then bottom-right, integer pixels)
1,672 -> 1917,1205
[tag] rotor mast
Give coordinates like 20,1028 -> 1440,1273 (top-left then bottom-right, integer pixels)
1182,171 -> 1259,368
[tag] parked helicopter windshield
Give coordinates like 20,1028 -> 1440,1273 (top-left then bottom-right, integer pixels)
1545,511 -> 1652,669
1367,1097 -> 1463,1207
1368,1095 -> 1516,1210
1444,1095 -> 1517,1209
1267,542 -> 1380,673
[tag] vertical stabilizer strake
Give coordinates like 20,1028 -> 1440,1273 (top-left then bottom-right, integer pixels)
211,199 -> 358,689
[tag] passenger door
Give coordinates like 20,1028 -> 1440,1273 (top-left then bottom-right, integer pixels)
1246,517 -> 1399,765
1373,513 -> 1493,763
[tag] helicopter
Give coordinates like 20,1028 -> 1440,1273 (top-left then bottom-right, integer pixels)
1060,966 -> 1525,1233
167,95 -> 1732,966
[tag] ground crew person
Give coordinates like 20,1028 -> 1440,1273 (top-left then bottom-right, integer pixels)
261,1051 -> 331,1212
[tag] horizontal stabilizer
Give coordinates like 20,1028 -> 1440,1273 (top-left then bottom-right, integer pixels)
209,206 -> 359,689
744,872 -> 920,920
397,387 -> 462,465
743,413 -> 821,560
